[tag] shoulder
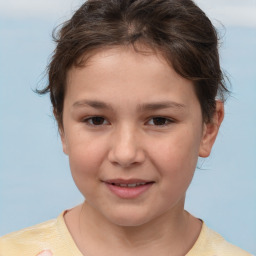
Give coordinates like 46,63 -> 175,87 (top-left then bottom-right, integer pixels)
0,218 -> 58,255
0,211 -> 83,256
187,222 -> 253,256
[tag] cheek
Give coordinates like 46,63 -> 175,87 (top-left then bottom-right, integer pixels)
149,128 -> 201,180
67,137 -> 107,191
67,130 -> 107,168
149,133 -> 200,204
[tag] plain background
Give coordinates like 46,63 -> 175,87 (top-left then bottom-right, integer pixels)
0,0 -> 255,254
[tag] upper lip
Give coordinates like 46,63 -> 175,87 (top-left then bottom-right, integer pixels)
104,179 -> 154,184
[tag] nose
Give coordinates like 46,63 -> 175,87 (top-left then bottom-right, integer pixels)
108,124 -> 145,168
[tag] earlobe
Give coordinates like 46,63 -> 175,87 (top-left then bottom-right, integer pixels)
199,101 -> 224,158
60,129 -> 68,155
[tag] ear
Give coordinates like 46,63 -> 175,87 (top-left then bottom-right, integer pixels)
199,101 -> 224,158
59,128 -> 69,155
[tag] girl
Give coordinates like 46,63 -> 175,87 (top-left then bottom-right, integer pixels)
0,0 -> 253,255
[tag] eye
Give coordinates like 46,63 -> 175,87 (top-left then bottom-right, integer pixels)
83,116 -> 109,126
147,117 -> 174,126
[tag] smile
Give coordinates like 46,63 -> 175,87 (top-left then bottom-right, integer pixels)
110,182 -> 148,187
104,179 -> 155,199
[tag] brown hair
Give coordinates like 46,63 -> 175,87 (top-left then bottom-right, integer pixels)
38,0 -> 229,128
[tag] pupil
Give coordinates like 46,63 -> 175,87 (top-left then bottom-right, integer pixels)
153,117 -> 166,125
92,117 -> 104,125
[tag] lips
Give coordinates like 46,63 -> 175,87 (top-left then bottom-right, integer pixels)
104,179 -> 155,199
111,182 -> 148,187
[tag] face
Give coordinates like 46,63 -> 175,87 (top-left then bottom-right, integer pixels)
61,47 -> 220,227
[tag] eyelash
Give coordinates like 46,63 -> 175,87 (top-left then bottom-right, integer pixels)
83,116 -> 109,126
147,117 -> 175,126
82,116 -> 175,127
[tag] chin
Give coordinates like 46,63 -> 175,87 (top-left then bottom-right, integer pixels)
103,206 -> 156,227
110,215 -> 149,227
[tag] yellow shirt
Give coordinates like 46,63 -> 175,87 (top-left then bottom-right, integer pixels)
0,212 -> 252,256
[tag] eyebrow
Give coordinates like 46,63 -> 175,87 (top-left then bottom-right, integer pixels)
72,100 -> 186,111
138,101 -> 186,111
73,100 -> 113,110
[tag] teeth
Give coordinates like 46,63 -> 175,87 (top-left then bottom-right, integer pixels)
128,184 -> 137,187
114,182 -> 147,187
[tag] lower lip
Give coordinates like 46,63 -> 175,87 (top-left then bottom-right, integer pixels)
105,183 -> 153,199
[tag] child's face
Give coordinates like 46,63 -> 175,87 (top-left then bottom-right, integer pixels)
61,47 -> 216,226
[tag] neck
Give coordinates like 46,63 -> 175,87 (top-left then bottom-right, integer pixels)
65,201 -> 202,256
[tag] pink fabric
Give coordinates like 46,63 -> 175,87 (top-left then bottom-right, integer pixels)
36,250 -> 53,256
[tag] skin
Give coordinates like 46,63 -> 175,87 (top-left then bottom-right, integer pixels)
61,46 -> 224,256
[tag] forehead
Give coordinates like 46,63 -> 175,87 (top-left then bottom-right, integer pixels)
65,46 -> 198,109
68,45 -> 184,84
68,46 -> 192,83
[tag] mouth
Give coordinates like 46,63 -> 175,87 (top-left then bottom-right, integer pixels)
103,179 -> 155,199
105,178 -> 155,186
107,182 -> 154,187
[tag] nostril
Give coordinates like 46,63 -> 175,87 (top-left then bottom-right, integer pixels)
107,133 -> 146,167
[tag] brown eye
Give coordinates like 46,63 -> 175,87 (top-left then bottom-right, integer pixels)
84,116 -> 108,126
153,117 -> 168,125
147,117 -> 173,126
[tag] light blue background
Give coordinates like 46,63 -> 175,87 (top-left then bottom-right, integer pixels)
0,0 -> 255,254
